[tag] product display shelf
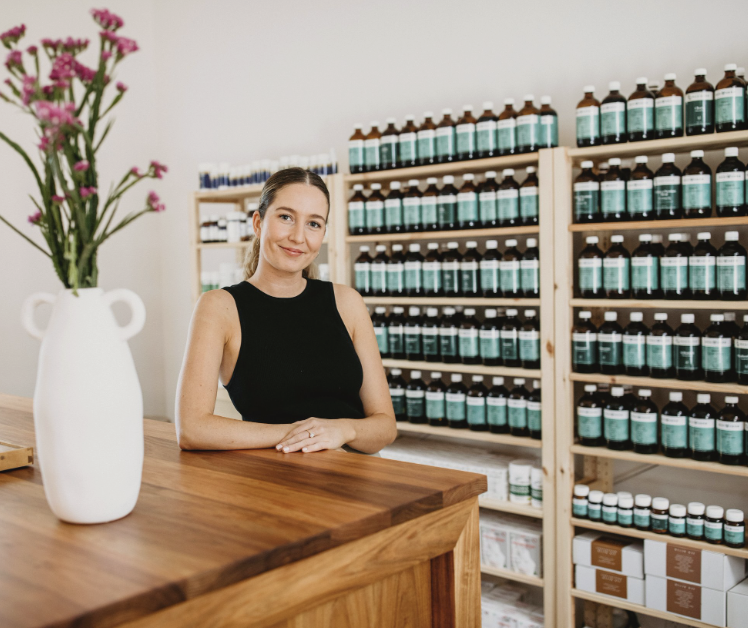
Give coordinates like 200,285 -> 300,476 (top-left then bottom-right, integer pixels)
571,518 -> 748,560
343,149 -> 557,624
345,152 -> 539,184
194,185 -> 264,203
480,496 -> 544,518
570,589 -> 716,628
363,296 -> 540,307
382,358 -> 540,379
553,139 -> 748,628
569,444 -> 748,478
480,564 -> 545,587
395,421 -> 542,449
346,225 -> 539,243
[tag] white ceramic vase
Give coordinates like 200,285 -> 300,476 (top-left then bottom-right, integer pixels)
21,287 -> 146,524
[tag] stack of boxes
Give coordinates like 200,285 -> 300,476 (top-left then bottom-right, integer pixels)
481,580 -> 544,628
481,512 -> 543,578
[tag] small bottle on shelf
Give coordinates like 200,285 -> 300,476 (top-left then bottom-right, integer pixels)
716,396 -> 745,465
627,156 -> 654,220
417,112 -> 437,167
422,308 -> 441,363
661,391 -> 690,458
457,175 -> 479,229
478,171 -> 499,227
364,121 -> 382,172
601,158 -> 627,222
387,244 -> 405,296
501,240 -> 523,298
674,314 -> 702,381
519,310 -> 541,370
404,307 -> 423,362
520,167 -> 540,225
437,175 -> 459,231
578,236 -> 603,298
634,494 -> 652,530
656,73 -> 684,138
476,102 -> 498,159
574,161 -> 601,223
654,153 -> 683,220
662,234 -> 691,298
601,81 -> 627,145
347,184 -> 366,235
404,244 -> 424,297
737,314 -> 748,384
604,386 -> 631,451
481,240 -> 501,297
632,234 -> 660,299
466,375 -> 488,431
521,238 -> 540,298
487,376 -> 509,434
631,389 -> 659,454
398,115 -> 418,169
348,124 -> 366,174
498,98 -> 518,155
578,384 -> 604,447
602,493 -> 619,525
718,231 -> 747,299
459,308 -> 481,365
508,378 -> 529,437
372,307 -> 389,357
539,96 -> 559,148
480,309 -> 501,367
652,497 -> 670,534
517,95 -> 541,154
716,148 -> 746,217
446,374 -> 467,429
455,105 -> 477,161
380,118 -> 399,170
405,370 -> 426,424
388,368 -> 407,421
388,307 -> 405,360
576,86 -> 601,147
573,484 -> 590,519
498,169 -> 521,226
690,393 -> 717,461
668,504 -> 687,538
439,307 -> 460,364
598,312 -> 623,375
441,242 -> 462,297
354,246 -> 372,295
421,178 -> 440,231
627,77 -> 656,142
528,380 -> 542,440
422,244 -> 442,296
623,312 -> 648,377
588,490 -> 604,521
647,313 -> 674,379
715,63 -> 747,132
384,182 -> 404,234
702,314 -> 732,383
687,502 -> 706,540
402,180 -> 422,233
501,309 -> 521,368
618,495 -> 634,528
682,150 -> 712,218
604,235 -> 631,298
690,232 -> 717,298
371,245 -> 389,296
572,311 -> 598,373
686,68 -> 715,135
435,109 -> 456,164
365,183 -> 386,234
725,509 -> 746,548
425,372 -> 446,427
705,505 -> 725,544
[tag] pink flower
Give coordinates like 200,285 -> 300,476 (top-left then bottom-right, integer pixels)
62,37 -> 89,54
4,49 -> 23,71
74,160 -> 89,172
99,30 -> 118,44
116,81 -> 127,92
27,210 -> 42,225
150,160 -> 168,179
91,9 -> 124,31
35,100 -> 78,125
26,45 -> 37,55
41,38 -> 63,52
73,60 -> 96,83
49,53 -> 75,81
115,36 -> 138,58
51,195 -> 65,203
21,75 -> 37,105
146,191 -> 165,212
1,24 -> 26,48
130,166 -> 142,177
101,50 -> 112,61
79,186 -> 97,198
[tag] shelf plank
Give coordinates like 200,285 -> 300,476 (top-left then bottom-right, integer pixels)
194,186 -> 264,203
346,225 -> 539,243
345,153 -> 540,184
571,518 -> 748,560
396,421 -> 542,449
364,296 -> 539,307
569,215 -> 748,232
567,129 -> 748,162
383,358 -> 540,379
570,297 -> 748,310
481,564 -> 544,587
479,496 -> 544,519
570,589 -> 717,628
570,372 -> 748,394
197,242 -> 251,250
570,444 -> 748,478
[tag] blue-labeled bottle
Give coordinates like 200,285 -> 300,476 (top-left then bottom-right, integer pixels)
460,241 -> 481,297
498,169 -> 521,226
579,236 -> 604,298
423,244 -> 442,296
365,183 -> 386,234
487,376 -> 509,434
737,314 -> 748,385
686,69 -> 715,135
690,232 -> 717,298
573,484 -> 590,519
508,378 -> 529,437
631,389 -> 659,454
405,370 -> 426,424
627,156 -> 655,220
604,235 -> 631,298
480,309 -> 501,367
455,105 -> 477,161
573,311 -> 598,374
628,78 -> 656,142
716,148 -> 747,217
459,308 -> 481,365
467,375 -> 488,431
388,368 -> 407,421
481,240 -> 501,297
354,246 -> 372,295
703,314 -> 732,384
601,81 -> 627,144
654,153 -> 683,219
725,509 -> 746,548
656,74 -> 684,138
437,175 -> 459,230
417,112 -> 437,167
387,244 -> 405,296
519,309 -> 541,370
661,391 -> 690,458
446,373 -> 467,429
683,150 -> 712,218
715,63 -> 747,133
498,98 -> 518,156
669,504 -> 687,538
422,308 -> 441,363
404,306 -> 423,362
604,386 -> 631,451
520,167 -> 540,225
674,313 -> 701,381
404,244 -> 424,297
717,396 -> 745,465
384,181 -> 404,234
476,102 -> 498,159
347,184 -> 367,236
539,96 -> 559,148
598,311 -> 623,375
528,380 -> 542,440
690,393 -> 717,462
398,115 -> 418,169
501,240 -> 523,298
574,161 -> 601,223
440,242 -> 461,297
576,86 -> 601,147
439,307 -> 460,364
623,312 -> 648,376
578,384 -> 604,447
364,121 -> 382,172
372,307 -> 389,357
371,245 -> 389,296
435,108 -> 456,164
601,159 -> 627,222
348,124 -> 366,174
457,175 -> 480,229
501,309 -> 521,368
379,118 -> 399,171
718,231 -> 747,299
662,233 -> 691,298
401,180 -> 422,232
425,371 -> 446,427
517,95 -> 541,154
647,313 -> 674,379
478,171 -> 499,227
632,234 -> 660,299
421,177 -> 440,231
687,502 -> 706,540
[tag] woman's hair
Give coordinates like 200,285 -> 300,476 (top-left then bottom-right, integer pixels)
243,167 -> 330,280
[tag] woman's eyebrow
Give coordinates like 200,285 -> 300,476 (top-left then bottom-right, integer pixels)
275,206 -> 327,221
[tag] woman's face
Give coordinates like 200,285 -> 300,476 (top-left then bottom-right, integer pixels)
254,183 -> 328,275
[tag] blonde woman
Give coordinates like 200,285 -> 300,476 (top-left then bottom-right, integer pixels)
175,167 -> 396,456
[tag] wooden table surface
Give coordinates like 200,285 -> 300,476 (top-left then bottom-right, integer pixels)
0,394 -> 486,628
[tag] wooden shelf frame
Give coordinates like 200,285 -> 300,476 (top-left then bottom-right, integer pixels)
381,358 -> 540,379
570,297 -> 748,310
480,496 -> 544,519
481,564 -> 545,587
569,371 -> 748,394
396,421 -> 542,449
346,225 -> 539,243
569,215 -> 748,232
363,296 -> 540,307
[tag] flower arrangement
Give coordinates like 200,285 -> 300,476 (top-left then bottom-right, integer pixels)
0,9 -> 167,294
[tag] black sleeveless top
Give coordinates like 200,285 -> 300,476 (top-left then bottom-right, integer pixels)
221,279 -> 366,424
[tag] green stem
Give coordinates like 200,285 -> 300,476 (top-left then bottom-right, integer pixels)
0,214 -> 52,257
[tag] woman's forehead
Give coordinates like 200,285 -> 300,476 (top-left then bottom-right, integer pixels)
271,183 -> 328,216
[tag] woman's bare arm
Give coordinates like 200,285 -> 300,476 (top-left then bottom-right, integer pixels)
174,289 -> 291,450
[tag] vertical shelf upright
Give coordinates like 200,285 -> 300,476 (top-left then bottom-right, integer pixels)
341,150 -> 557,625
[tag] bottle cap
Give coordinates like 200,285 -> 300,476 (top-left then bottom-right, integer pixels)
611,386 -> 624,397
725,63 -> 738,72
462,105 -> 473,112
370,120 -> 380,127
574,484 -> 590,497
581,160 -> 594,169
636,76 -> 648,85
353,183 -> 364,191
695,68 -> 707,76
506,239 -> 518,247
503,168 -> 515,177
579,311 -> 592,319
654,312 -> 668,321
584,384 -> 597,392
740,68 -> 747,75
586,236 -> 599,244
725,312 -> 736,322
726,509 -> 744,523
635,494 -> 652,507
541,96 -> 552,105
390,181 -> 401,190
410,370 -> 422,379
424,111 -> 434,118
609,157 -> 622,166
697,232 -> 711,240
427,308 -> 438,317
493,376 -> 505,385
670,504 -> 687,517
447,241 -> 459,249
485,309 -> 497,318
669,391 -> 683,402
376,244 -> 387,252
526,167 -> 537,175
668,233 -> 682,241
463,173 -> 475,181
697,393 -> 711,404
664,72 -> 677,81
604,311 -> 618,321
441,108 -> 453,115
443,307 -> 456,314
359,245 -> 370,252
486,239 -> 498,248
609,81 -> 621,90
681,313 -> 695,324
504,97 -> 515,105
450,373 -> 463,382
652,234 -> 663,244
390,368 -> 403,377
707,505 -> 724,519
485,171 -> 497,178
635,155 -> 648,164
427,242 -> 439,250
386,117 -> 396,124
524,94 -> 534,102
408,243 -> 421,252
464,308 -> 476,315
375,306 -> 386,313
392,244 -> 403,251
725,231 -> 739,241
533,380 -> 541,389
726,396 -> 739,404
408,179 -> 419,186
430,372 -> 442,379
466,240 -> 478,248
514,378 -> 526,385
611,235 -> 624,243
524,309 -> 537,317
404,114 -> 415,121
630,312 -> 643,322
443,175 -> 454,184
745,314 -> 748,322
662,153 -> 676,163
711,313 -> 725,322
589,490 -> 604,502
619,496 -> 634,508
638,389 -> 652,397
426,177 -> 438,184
525,238 -> 537,248
506,308 -> 518,316
653,497 -> 670,510
408,306 -> 420,316
393,306 -> 404,313
583,85 -> 595,93
371,183 -> 382,190
725,147 -> 739,157
482,101 -> 494,110
603,493 -> 618,506
691,149 -> 705,158
472,374 -> 483,382
639,233 -> 652,242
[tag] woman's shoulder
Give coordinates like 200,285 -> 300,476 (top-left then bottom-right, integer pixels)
330,282 -> 368,338
193,287 -> 239,335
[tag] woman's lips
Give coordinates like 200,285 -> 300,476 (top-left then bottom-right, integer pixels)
280,245 -> 304,257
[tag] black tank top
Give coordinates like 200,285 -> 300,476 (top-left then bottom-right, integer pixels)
221,278 -> 365,424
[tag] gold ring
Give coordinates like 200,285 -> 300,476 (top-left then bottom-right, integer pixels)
308,430 -> 314,439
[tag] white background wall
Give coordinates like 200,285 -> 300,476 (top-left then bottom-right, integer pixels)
2,0 -> 748,420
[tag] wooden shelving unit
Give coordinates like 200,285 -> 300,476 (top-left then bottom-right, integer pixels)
343,150 -> 557,625
554,131 -> 748,628
480,495 -> 544,518
481,564 -> 545,587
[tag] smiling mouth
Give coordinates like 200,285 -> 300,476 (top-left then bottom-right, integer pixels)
280,246 -> 304,255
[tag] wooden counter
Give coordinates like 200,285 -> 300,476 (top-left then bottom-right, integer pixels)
0,394 -> 486,628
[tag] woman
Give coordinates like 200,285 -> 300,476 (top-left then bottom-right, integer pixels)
175,167 -> 396,456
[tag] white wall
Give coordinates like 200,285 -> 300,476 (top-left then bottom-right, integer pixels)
2,0 -> 748,420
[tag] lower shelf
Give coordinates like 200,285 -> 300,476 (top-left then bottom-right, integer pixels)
571,517 -> 748,560
383,358 -> 540,378
481,564 -> 544,587
570,371 -> 748,394
571,589 -> 716,628
397,422 -> 542,448
479,496 -> 544,519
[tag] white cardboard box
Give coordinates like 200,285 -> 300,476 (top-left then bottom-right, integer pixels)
728,576 -> 748,628
644,539 -> 747,592
573,531 -> 644,578
646,574 -> 726,627
575,564 -> 645,605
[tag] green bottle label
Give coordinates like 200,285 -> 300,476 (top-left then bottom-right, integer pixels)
498,189 -> 519,221
516,114 -> 540,149
364,139 -> 380,168
717,420 -> 744,455
519,330 -> 540,362
480,260 -> 500,293
371,265 -> 387,292
541,114 -> 558,146
385,199 -> 403,228
715,87 -> 746,124
487,397 -> 507,427
521,260 -> 540,294
480,329 -> 501,359
618,510 -> 633,526
632,257 -> 659,291
634,510 -> 651,529
439,329 -> 458,357
354,262 -> 370,291
598,333 -> 622,366
348,201 -> 365,228
655,96 -> 683,131
661,414 -> 688,449
386,264 -> 404,293
425,391 -> 445,419
573,501 -> 588,518
669,518 -> 686,536
446,392 -> 465,421
348,140 -> 364,168
466,397 -> 486,426
690,256 -> 716,291
402,198 -> 421,227
604,257 -> 630,291
725,524 -> 745,546
705,520 -> 723,541
601,101 -> 626,137
687,518 -> 704,538
661,257 -> 688,293
674,336 -> 700,372
476,120 -> 497,152
388,325 -> 403,354
398,133 -> 416,163
390,389 -> 405,415
417,129 -> 435,159
500,261 -> 521,293
422,329 -> 439,356
654,176 -> 681,212
627,179 -> 654,214
435,127 -> 455,158
404,261 -> 422,290
479,191 -> 498,222
508,399 -> 527,428
689,416 -> 715,452
623,335 -> 646,368
576,106 -> 600,140
421,198 -> 437,225
604,408 -> 629,442
682,175 -> 712,210
574,181 -> 600,217
736,338 -> 748,374
460,261 -> 479,293
442,261 -> 459,293
365,200 -> 384,228
573,333 -> 597,366
647,336 -> 673,370
498,118 -> 516,150
374,326 -> 388,354
631,411 -> 658,445
652,513 -> 669,532
422,262 -> 442,292
579,258 -> 602,292
520,187 -> 539,219
456,123 -> 476,154
627,98 -> 654,133
718,256 -> 746,293
437,195 -> 456,226
589,503 -> 602,520
405,391 -> 424,418
601,181 -> 625,216
500,329 -> 518,360
716,171 -> 745,207
528,401 -> 541,432
457,192 -> 479,222
459,329 -> 479,357
380,138 -> 397,164
702,337 -> 731,373
686,92 -> 714,129
405,332 -> 421,357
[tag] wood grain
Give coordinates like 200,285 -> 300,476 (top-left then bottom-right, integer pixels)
0,394 -> 485,628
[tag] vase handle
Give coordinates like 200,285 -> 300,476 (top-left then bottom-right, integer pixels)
21,292 -> 57,341
102,289 -> 146,341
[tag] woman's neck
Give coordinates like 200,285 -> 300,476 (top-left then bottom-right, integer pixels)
248,261 -> 307,298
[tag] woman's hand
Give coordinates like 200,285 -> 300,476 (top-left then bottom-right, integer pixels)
275,418 -> 356,454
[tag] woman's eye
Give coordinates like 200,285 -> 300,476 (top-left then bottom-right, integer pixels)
280,214 -> 291,221
310,221 -> 321,228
